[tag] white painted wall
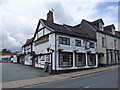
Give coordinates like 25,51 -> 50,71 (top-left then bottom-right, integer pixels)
96,32 -> 106,64
96,31 -> 120,65
34,34 -> 55,54
35,56 -> 45,68
23,44 -> 31,53
118,38 -> 120,50
13,55 -> 17,63
106,35 -> 116,49
35,23 -> 51,41
34,33 -> 55,70
24,55 -> 32,65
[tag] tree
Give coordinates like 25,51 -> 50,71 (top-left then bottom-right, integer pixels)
0,49 -> 12,53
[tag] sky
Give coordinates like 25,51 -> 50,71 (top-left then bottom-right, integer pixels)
0,0 -> 119,52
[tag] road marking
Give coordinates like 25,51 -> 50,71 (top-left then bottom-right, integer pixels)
84,86 -> 90,88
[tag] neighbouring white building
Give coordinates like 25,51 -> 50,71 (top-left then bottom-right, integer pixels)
76,19 -> 120,66
22,38 -> 33,66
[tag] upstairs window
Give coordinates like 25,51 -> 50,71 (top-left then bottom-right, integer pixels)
90,42 -> 94,48
114,40 -> 117,49
59,37 -> 70,45
75,40 -> 81,47
102,37 -> 105,47
99,26 -> 103,31
59,37 -> 63,44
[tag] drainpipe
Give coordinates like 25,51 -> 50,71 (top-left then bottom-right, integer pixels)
55,33 -> 57,71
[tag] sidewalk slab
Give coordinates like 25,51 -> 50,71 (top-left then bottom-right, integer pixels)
60,65 -> 118,78
2,75 -> 69,88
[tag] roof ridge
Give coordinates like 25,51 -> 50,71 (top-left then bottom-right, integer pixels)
63,24 -> 72,31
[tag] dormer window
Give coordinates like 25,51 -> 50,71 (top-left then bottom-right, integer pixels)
111,25 -> 115,35
99,25 -> 103,31
99,21 -> 104,31
104,24 -> 115,35
92,19 -> 104,31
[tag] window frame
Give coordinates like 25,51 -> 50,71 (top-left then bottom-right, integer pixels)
89,42 -> 95,48
59,52 -> 73,68
102,37 -> 105,48
75,39 -> 81,47
59,36 -> 70,45
87,54 -> 96,66
75,53 -> 86,67
114,40 -> 117,49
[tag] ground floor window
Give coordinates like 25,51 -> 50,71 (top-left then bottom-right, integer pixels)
46,54 -> 51,62
36,55 -> 45,64
118,51 -> 120,63
36,56 -> 39,64
87,54 -> 96,66
114,51 -> 118,63
59,52 -> 73,67
107,50 -> 118,65
75,53 -> 86,67
110,50 -> 113,64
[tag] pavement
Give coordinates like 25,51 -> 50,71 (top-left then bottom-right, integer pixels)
2,63 -> 50,82
1,64 -> 119,88
26,68 -> 119,88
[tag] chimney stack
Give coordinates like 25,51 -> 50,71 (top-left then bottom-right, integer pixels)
47,10 -> 54,23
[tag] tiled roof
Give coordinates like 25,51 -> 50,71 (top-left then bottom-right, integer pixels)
91,18 -> 104,25
40,19 -> 97,41
22,37 -> 33,47
115,31 -> 120,37
104,24 -> 115,33
83,19 -> 120,39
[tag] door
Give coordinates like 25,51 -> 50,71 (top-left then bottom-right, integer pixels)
45,54 -> 52,73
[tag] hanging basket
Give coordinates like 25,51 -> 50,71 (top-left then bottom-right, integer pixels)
57,48 -> 64,52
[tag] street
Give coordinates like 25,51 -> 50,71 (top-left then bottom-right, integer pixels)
25,68 -> 119,88
2,63 -> 50,82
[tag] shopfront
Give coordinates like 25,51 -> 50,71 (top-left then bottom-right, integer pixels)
35,53 -> 52,69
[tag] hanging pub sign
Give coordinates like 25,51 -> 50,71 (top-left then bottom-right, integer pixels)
35,35 -> 49,46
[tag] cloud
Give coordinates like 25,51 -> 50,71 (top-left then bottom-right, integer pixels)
0,0 -> 118,51
2,30 -> 21,51
106,5 -> 118,10
45,2 -> 74,24
0,0 -> 47,51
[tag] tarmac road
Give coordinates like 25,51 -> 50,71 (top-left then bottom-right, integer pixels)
26,68 -> 119,88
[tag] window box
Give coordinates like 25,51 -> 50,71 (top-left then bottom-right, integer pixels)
57,48 -> 64,52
